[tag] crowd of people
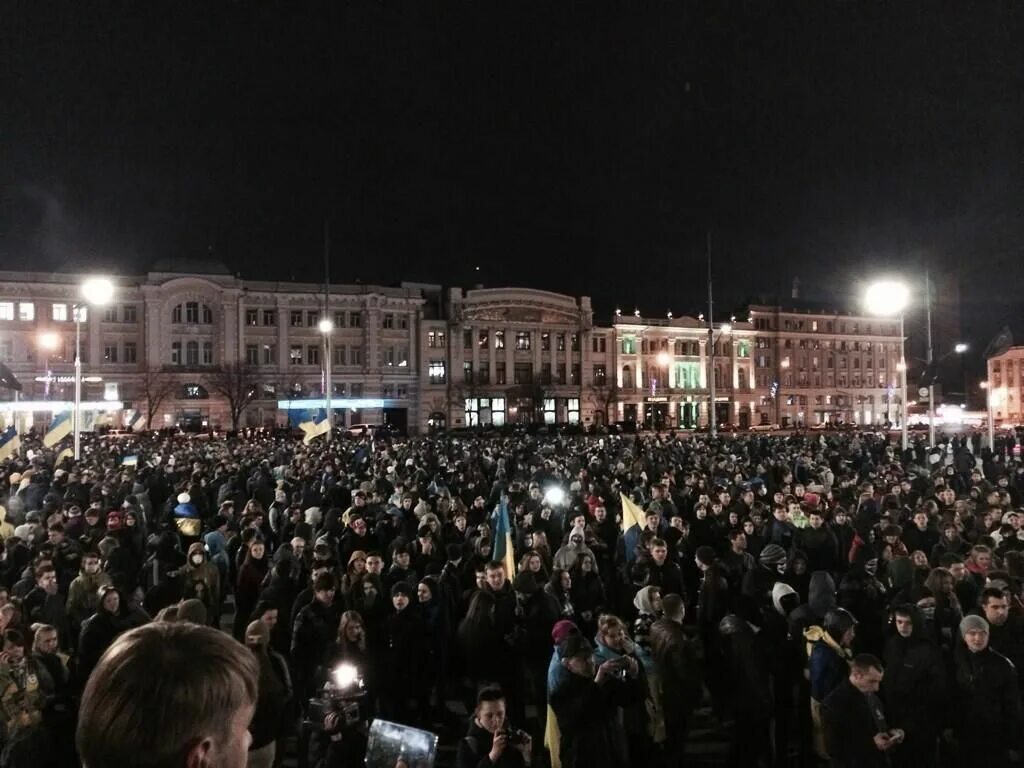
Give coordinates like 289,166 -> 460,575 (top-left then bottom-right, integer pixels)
1,421 -> 1023,768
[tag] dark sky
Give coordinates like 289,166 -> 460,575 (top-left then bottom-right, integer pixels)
3,2 -> 1023,355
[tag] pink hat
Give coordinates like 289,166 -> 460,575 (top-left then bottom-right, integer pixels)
551,619 -> 578,646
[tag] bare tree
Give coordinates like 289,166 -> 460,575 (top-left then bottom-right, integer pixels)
139,366 -> 178,430
588,381 -> 620,425
204,361 -> 260,431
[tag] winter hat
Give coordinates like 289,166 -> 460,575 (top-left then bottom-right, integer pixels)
772,582 -> 799,617
551,619 -> 578,647
390,581 -> 415,599
759,544 -> 788,567
445,543 -> 463,562
960,614 -> 989,638
177,493 -> 191,505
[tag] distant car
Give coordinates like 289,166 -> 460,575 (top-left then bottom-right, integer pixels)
344,423 -> 379,437
750,423 -> 779,432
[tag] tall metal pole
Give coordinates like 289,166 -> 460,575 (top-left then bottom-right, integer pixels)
900,313 -> 909,452
987,386 -> 995,452
323,219 -> 333,439
707,232 -> 716,436
926,271 -> 935,447
73,308 -> 82,461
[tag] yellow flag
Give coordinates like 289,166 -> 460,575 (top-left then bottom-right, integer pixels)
619,492 -> 646,533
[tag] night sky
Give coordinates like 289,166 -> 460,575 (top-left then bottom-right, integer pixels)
3,3 -> 1023,362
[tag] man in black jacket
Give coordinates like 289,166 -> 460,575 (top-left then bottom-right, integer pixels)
822,654 -> 904,768
949,614 -> 1022,764
549,634 -> 644,768
456,687 -> 531,768
882,605 -> 945,768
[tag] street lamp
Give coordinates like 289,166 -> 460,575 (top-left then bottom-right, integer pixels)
864,280 -> 910,451
38,331 -> 61,400
655,350 -> 671,428
74,277 -> 114,460
318,317 -> 334,438
707,323 -> 732,436
955,343 -> 969,354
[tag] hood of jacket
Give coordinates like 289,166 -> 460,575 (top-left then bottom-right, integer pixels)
634,585 -> 660,616
807,571 -> 837,618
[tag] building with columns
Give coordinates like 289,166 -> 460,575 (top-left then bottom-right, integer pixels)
0,264 -> 908,434
0,261 -> 424,432
418,286 -> 614,429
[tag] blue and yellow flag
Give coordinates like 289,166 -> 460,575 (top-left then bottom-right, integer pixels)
43,410 -> 72,448
0,426 -> 20,461
493,496 -> 517,578
298,408 -> 330,445
620,492 -> 646,563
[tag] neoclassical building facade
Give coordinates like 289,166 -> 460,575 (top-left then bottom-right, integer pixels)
0,261 -> 907,433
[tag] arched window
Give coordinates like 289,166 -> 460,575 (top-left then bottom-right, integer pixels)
621,365 -> 633,389
172,304 -> 182,323
738,368 -> 748,390
201,304 -> 213,324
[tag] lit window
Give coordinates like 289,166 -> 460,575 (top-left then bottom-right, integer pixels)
290,345 -> 302,365
428,361 -> 446,384
516,332 -> 531,351
52,303 -> 68,321
18,302 -> 34,321
494,331 -> 505,350
0,302 -> 13,321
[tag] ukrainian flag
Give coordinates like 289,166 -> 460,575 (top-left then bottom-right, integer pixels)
54,447 -> 74,468
0,426 -> 20,461
298,408 -> 331,445
493,496 -> 517,578
620,492 -> 646,563
43,410 -> 72,448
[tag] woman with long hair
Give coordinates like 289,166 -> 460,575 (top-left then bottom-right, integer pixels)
340,550 -> 368,602
543,568 -> 576,622
919,566 -> 963,652
233,537 -> 269,639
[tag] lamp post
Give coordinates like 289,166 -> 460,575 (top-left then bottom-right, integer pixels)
778,357 -> 790,426
864,280 -> 910,451
75,277 -> 114,460
318,317 -> 334,438
982,381 -> 1004,452
707,323 -> 731,436
656,350 -> 670,428
37,331 -> 61,400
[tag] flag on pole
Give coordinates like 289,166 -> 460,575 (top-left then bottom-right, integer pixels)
298,408 -> 330,445
43,410 -> 72,448
620,492 -> 646,563
0,425 -> 20,461
493,496 -> 517,579
130,412 -> 147,432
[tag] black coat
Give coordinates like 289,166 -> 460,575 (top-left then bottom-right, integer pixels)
550,672 -> 645,768
291,599 -> 340,699
822,679 -> 889,768
380,607 -> 428,697
882,630 -> 945,764
456,721 -> 528,768
951,645 -> 1022,756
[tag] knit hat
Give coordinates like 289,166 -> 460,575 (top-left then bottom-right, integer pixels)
759,544 -> 788,567
551,619 -> 578,647
177,492 -> 191,505
390,581 -> 414,599
960,614 -> 989,638
695,546 -> 717,567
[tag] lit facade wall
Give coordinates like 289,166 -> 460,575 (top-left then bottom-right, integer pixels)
988,346 -> 1024,424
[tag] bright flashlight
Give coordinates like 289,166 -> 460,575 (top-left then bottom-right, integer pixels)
333,663 -> 359,689
544,487 -> 566,507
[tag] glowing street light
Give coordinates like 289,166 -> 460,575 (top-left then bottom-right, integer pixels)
954,343 -> 969,354
74,276 -> 115,460
864,279 -> 910,450
38,331 -> 60,351
656,351 -> 671,366
318,318 -> 334,435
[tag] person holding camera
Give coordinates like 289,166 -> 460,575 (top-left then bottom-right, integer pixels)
456,687 -> 532,768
